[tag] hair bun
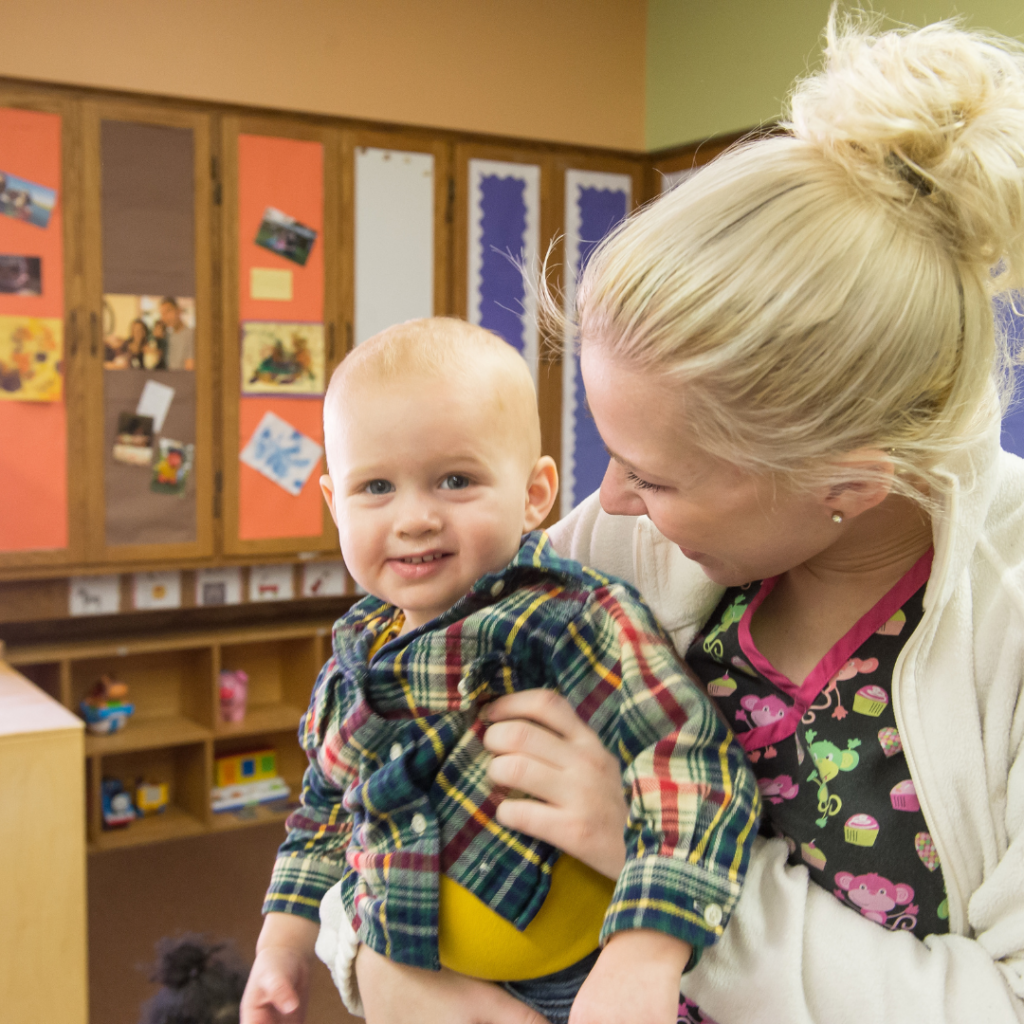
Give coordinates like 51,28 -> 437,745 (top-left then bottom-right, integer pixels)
787,12 -> 1024,287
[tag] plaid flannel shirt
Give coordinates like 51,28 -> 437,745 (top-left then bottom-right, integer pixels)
264,531 -> 761,970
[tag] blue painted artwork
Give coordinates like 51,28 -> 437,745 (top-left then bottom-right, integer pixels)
239,410 -> 324,496
478,175 -> 528,354
564,181 -> 630,509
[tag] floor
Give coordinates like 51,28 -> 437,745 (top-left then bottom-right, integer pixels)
88,822 -> 359,1024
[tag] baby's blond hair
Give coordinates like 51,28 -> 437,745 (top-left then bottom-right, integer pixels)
323,317 -> 541,478
557,12 -> 1024,504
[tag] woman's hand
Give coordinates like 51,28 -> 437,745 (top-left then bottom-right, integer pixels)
482,690 -> 628,879
355,944 -> 549,1024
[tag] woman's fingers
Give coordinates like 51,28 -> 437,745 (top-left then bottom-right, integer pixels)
488,749 -> 565,804
485,689 -> 593,741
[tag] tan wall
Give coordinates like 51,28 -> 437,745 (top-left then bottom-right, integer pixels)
0,0 -> 647,151
646,0 -> 1024,150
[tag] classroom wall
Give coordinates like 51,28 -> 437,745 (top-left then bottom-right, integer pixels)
646,0 -> 1024,150
0,0 -> 647,151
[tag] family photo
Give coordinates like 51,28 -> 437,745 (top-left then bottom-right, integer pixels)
102,294 -> 196,371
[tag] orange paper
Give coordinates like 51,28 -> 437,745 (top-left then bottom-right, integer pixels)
0,107 -> 67,552
238,397 -> 325,540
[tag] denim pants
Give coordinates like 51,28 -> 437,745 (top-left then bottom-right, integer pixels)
501,949 -> 601,1024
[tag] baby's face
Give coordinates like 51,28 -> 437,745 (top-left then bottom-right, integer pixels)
325,377 -> 535,632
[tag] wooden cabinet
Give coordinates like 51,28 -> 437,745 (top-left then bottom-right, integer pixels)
8,620 -> 334,851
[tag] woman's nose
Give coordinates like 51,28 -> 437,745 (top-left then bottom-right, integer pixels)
599,460 -> 648,517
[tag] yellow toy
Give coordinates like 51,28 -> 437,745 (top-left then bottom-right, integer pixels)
215,748 -> 277,788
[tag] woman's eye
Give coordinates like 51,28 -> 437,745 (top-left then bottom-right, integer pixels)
440,474 -> 471,490
365,479 -> 394,495
626,470 -> 664,493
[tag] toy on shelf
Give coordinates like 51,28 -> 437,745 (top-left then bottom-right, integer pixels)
80,673 -> 135,735
211,748 -> 290,813
101,777 -> 137,829
136,780 -> 171,816
218,669 -> 249,723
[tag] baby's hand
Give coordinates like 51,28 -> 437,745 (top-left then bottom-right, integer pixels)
569,930 -> 691,1024
240,914 -> 318,1024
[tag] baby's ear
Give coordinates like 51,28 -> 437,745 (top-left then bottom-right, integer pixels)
523,456 -> 558,531
319,474 -> 340,527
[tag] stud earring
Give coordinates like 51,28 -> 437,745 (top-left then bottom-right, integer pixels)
831,511 -> 844,525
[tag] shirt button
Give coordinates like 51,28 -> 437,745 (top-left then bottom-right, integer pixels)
490,580 -> 504,597
479,861 -> 490,874
411,813 -> 427,835
703,903 -> 723,928
389,743 -> 402,761
457,677 -> 471,696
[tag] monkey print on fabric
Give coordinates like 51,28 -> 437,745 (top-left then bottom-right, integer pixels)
686,550 -> 949,940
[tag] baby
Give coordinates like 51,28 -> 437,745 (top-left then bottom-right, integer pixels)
242,318 -> 760,1024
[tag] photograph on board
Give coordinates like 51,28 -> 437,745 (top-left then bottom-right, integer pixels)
0,255 -> 42,296
241,321 -> 325,396
103,294 -> 196,371
0,170 -> 57,228
254,206 -> 317,266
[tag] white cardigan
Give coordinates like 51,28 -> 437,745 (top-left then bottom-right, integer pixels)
318,425 -> 1024,1023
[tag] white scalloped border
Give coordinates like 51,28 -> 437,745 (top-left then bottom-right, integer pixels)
468,159 -> 541,381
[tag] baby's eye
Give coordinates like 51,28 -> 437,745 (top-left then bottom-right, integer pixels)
440,474 -> 471,490
365,479 -> 394,495
625,470 -> 665,493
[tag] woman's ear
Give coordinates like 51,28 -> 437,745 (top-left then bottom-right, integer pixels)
523,456 -> 559,531
319,474 -> 340,527
820,450 -> 896,521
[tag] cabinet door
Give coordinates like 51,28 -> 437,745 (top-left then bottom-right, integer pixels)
452,142 -> 561,504
0,86 -> 85,572
344,128 -> 452,348
553,154 -> 644,517
220,116 -> 341,557
81,101 -> 215,563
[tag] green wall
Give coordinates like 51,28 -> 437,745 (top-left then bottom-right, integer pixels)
646,0 -> 1024,151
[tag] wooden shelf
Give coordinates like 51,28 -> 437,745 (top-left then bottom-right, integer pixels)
85,714 -> 210,755
209,799 -> 295,833
214,703 -> 304,738
90,805 -> 206,852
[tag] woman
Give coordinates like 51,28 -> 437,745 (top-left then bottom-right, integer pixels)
326,15 -> 1024,1024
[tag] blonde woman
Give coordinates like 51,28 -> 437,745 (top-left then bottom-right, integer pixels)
323,15 -> 1024,1024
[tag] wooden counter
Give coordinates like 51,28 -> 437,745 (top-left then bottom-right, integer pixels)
0,647 -> 87,1024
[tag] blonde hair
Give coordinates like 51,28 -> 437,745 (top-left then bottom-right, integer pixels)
565,12 -> 1024,501
324,317 -> 541,473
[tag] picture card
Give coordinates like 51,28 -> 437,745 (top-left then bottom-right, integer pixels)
112,412 -> 154,466
102,294 -> 196,371
196,566 -> 243,607
133,570 -> 182,611
135,378 -> 175,432
239,410 -> 323,496
0,315 -> 63,402
301,561 -> 347,598
69,575 -> 120,617
0,170 -> 57,229
250,563 -> 295,602
150,438 -> 194,496
254,206 -> 317,266
0,255 -> 42,296
241,321 -> 325,396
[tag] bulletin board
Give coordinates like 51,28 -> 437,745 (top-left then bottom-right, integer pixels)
467,159 -> 541,379
98,119 -> 200,549
0,105 -> 68,553
237,133 -> 326,541
561,169 -> 633,517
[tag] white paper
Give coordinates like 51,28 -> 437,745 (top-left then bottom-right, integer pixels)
250,564 -> 295,602
133,571 -> 182,610
69,575 -> 120,616
196,567 -> 243,607
301,561 -> 347,598
355,147 -> 434,344
135,379 -> 175,433
239,410 -> 323,496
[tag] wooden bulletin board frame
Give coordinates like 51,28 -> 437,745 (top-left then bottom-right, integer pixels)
80,99 -> 215,564
0,85 -> 86,573
220,113 -> 341,557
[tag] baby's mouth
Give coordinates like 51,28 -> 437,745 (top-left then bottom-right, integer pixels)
399,553 -> 446,564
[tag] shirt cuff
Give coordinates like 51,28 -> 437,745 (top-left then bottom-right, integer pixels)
262,854 -> 344,924
600,853 -> 742,953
